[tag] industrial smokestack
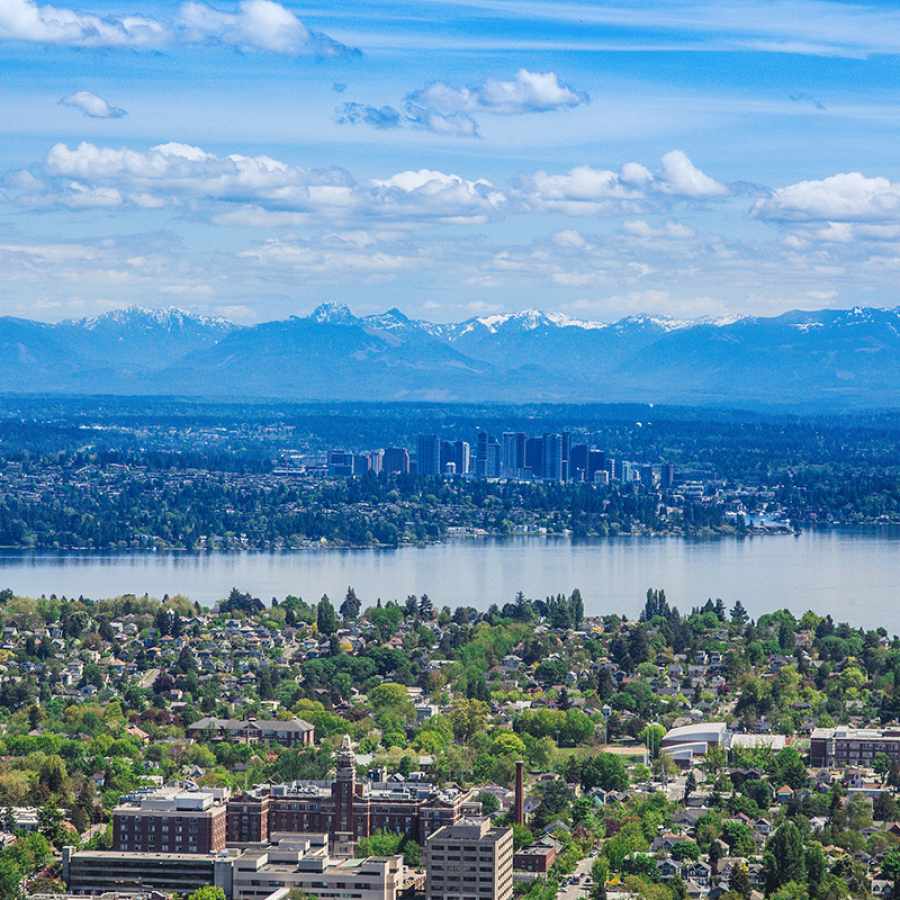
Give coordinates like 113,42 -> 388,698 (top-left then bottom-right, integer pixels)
514,760 -> 524,826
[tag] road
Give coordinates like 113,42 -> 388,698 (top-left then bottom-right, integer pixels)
557,852 -> 597,900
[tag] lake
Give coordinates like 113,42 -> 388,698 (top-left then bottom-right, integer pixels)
0,530 -> 897,629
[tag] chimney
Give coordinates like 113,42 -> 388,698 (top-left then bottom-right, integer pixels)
514,760 -> 525,826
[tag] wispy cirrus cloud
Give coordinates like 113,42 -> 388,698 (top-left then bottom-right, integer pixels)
337,69 -> 587,137
0,0 -> 358,56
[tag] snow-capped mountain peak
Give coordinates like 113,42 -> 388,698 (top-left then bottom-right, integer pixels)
71,305 -> 233,332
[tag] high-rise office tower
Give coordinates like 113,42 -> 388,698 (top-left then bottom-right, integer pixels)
382,447 -> 410,475
541,433 -> 563,481
560,432 -> 572,481
476,432 -> 500,478
524,437 -> 543,476
569,443 -> 588,482
661,463 -> 675,489
587,449 -> 606,482
501,432 -> 526,477
453,440 -> 471,476
416,434 -> 441,477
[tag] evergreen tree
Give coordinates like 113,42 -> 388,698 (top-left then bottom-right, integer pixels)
764,822 -> 807,893
730,600 -> 749,625
340,587 -> 361,621
316,594 -> 338,636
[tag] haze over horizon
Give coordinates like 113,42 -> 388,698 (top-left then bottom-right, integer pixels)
5,0 -> 900,324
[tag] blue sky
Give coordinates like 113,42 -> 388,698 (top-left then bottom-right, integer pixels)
4,0 -> 900,323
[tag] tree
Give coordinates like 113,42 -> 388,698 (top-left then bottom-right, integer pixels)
684,770 -> 697,804
37,803 -> 66,848
357,830 -> 403,856
0,858 -> 22,900
640,723 -> 666,759
340,587 -> 361,621
772,746 -> 808,789
728,862 -> 752,899
881,847 -> 900,889
874,752 -> 892,783
576,753 -> 629,792
317,594 -> 338,636
478,792 -> 500,816
764,822 -> 807,893
449,698 -> 489,742
188,889 -> 226,900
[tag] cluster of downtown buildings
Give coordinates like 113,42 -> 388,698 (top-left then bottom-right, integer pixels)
61,736 -> 521,900
326,431 -> 676,487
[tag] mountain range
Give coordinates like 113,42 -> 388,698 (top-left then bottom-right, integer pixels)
3,303 -> 900,408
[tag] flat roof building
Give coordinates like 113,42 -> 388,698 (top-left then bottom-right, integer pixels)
231,834 -> 404,900
112,788 -> 228,855
425,817 -> 513,900
810,726 -> 900,768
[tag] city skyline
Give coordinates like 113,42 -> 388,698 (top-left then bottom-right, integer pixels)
5,0 -> 900,323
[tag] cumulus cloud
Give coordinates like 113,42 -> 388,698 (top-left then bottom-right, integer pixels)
754,172 -> 900,222
60,90 -> 127,119
338,69 -> 585,137
0,0 -> 167,47
408,69 -> 589,116
519,151 -> 728,215
177,0 -> 356,57
0,0 -> 355,56
659,150 -> 728,198
7,141 -> 506,226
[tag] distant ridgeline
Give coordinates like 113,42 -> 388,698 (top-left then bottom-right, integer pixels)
3,302 -> 900,407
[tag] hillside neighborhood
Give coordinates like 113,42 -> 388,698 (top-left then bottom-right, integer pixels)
0,585 -> 898,900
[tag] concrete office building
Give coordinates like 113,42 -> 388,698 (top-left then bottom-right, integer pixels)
327,450 -> 355,478
231,834 -> 405,900
62,837 -> 406,900
425,817 -> 514,900
62,846 -> 232,896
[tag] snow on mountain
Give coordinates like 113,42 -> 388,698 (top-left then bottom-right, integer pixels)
71,305 -> 235,333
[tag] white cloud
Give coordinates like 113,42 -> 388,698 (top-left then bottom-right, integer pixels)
339,69 -> 587,138
754,171 -> 900,222
177,0 -> 357,55
0,0 -> 354,55
59,90 -> 127,119
624,219 -> 696,239
519,151 -> 728,215
13,141 -> 507,226
180,0 -> 302,54
659,150 -> 728,198
0,0 -> 167,47
408,68 -> 589,116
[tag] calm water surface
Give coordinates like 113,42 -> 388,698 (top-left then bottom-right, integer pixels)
0,531 -> 897,629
